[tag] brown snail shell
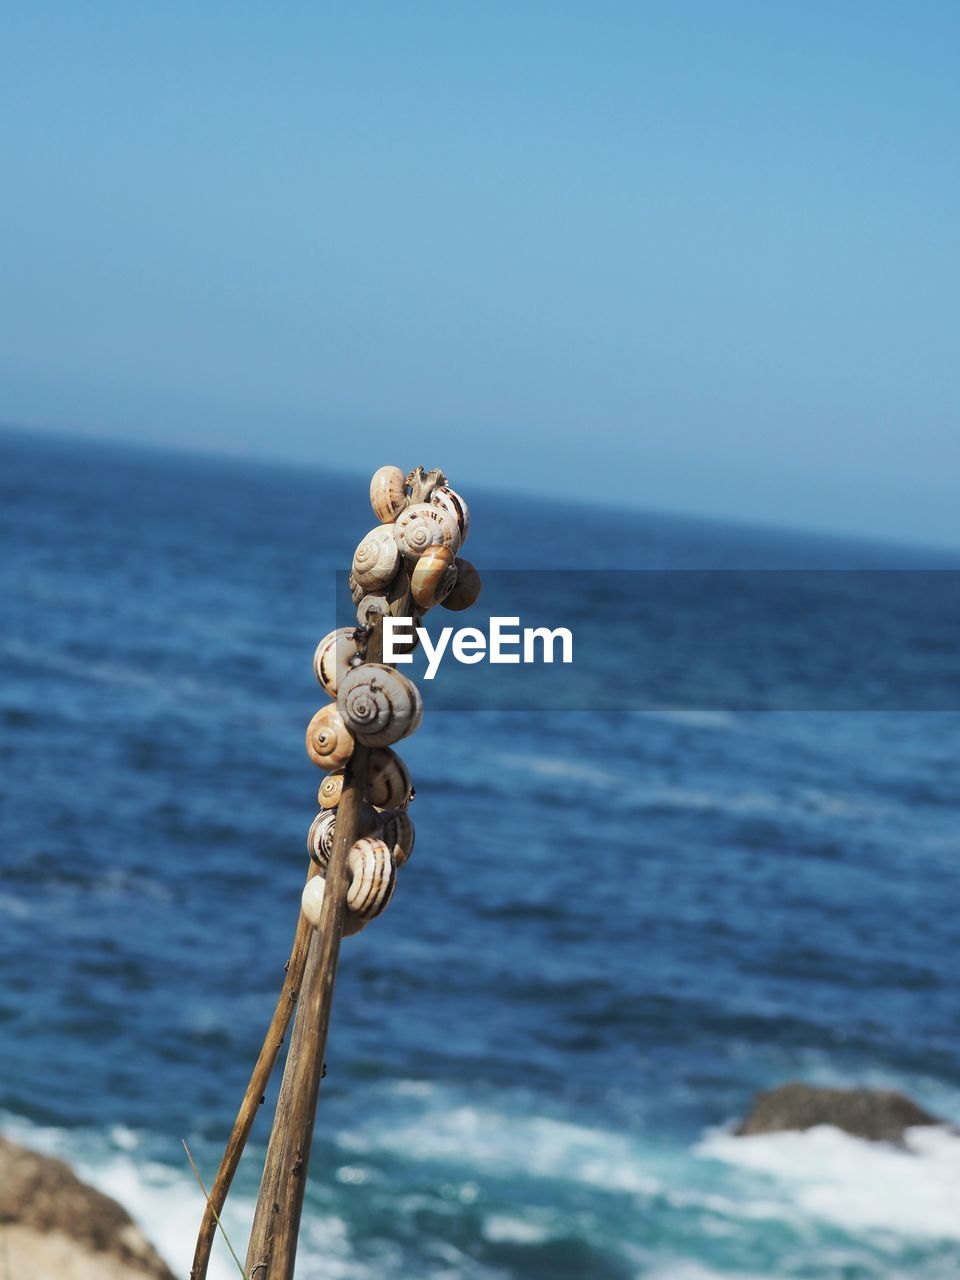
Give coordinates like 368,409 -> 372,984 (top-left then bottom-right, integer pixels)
317,772 -> 343,809
305,704 -> 355,771
366,746 -> 413,810
394,503 -> 460,560
430,485 -> 470,545
352,526 -> 401,592
441,558 -> 482,612
337,664 -> 422,747
377,808 -> 415,865
345,835 -> 397,919
307,803 -> 380,870
369,465 -> 408,524
410,545 -> 457,610
313,628 -> 360,697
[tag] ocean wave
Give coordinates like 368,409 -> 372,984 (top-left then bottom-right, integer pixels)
697,1123 -> 960,1242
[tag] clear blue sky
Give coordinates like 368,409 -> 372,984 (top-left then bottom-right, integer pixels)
1,3 -> 957,546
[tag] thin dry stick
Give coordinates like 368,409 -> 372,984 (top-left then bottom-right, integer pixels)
244,615 -> 398,1279
183,1139 -> 250,1279
190,866 -> 318,1280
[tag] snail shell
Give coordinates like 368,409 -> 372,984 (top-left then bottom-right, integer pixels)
430,485 -> 470,545
308,803 -> 380,870
345,835 -> 397,920
394,503 -> 460,560
337,663 -> 422,747
410,545 -> 457,610
352,525 -> 401,592
313,628 -> 360,697
377,808 -> 415,865
348,571 -> 365,605
357,593 -> 390,628
369,465 -> 408,524
366,746 -> 413,810
317,772 -> 343,809
300,875 -> 366,937
305,704 -> 355,771
441,558 -> 482,612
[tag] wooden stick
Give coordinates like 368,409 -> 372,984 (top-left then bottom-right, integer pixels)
243,624 -> 386,1279
190,868 -> 318,1280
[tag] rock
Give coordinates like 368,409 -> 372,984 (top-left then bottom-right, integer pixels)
0,1136 -> 175,1280
736,1082 -> 943,1143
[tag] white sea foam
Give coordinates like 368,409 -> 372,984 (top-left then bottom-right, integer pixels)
697,1123 -> 960,1242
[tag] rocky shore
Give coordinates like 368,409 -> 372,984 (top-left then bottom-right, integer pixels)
0,1136 -> 175,1280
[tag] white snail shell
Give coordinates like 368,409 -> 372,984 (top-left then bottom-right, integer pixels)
365,746 -> 413,810
348,571 -> 365,605
317,773 -> 343,809
314,628 -> 360,697
352,526 -> 401,592
308,804 -> 380,869
337,664 -> 422,747
300,875 -> 366,937
441,558 -> 482,612
394,503 -> 460,560
369,465 -> 408,524
305,705 -> 355,771
377,808 -> 415,865
430,485 -> 470,545
410,545 -> 457,610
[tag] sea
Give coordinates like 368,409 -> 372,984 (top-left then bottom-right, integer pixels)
1,426 -> 959,1280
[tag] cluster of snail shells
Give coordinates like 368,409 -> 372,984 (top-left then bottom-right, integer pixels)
303,465 -> 481,936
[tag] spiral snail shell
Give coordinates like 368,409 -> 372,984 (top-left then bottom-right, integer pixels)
366,746 -> 413,810
308,804 -> 380,870
337,663 -> 422,747
305,704 -> 355,771
410,545 -> 457,610
430,485 -> 470,545
345,835 -> 397,919
441,558 -> 482,612
377,808 -> 415,865
317,772 -> 343,809
352,525 -> 401,592
394,503 -> 460,560
369,465 -> 408,524
313,628 -> 360,697
348,571 -> 365,605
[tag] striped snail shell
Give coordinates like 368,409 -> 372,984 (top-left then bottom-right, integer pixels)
348,571 -> 365,605
337,663 -> 422,747
366,746 -> 413,810
300,875 -> 366,937
313,628 -> 360,697
308,803 -> 380,870
377,808 -> 415,865
410,545 -> 457,610
369,465 -> 408,524
441,558 -> 482,612
394,503 -> 460,560
317,772 -> 343,810
430,485 -> 470,545
345,835 -> 397,920
352,525 -> 401,592
305,704 -> 355,771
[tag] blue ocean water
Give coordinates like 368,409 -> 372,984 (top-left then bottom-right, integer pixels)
1,427 -> 959,1280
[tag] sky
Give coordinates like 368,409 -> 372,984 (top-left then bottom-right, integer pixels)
1,2 -> 958,547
